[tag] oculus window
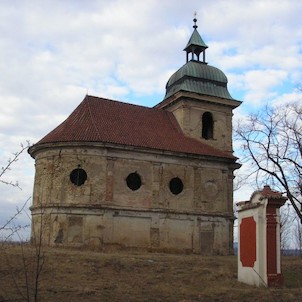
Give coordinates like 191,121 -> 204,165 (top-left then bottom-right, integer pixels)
70,168 -> 87,186
126,172 -> 142,191
169,177 -> 184,195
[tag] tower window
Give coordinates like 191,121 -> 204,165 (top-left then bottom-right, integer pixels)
70,168 -> 87,186
126,172 -> 142,191
202,112 -> 214,140
169,177 -> 184,195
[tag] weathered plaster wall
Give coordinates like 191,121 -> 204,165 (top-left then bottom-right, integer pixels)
32,208 -> 232,254
165,95 -> 235,153
31,146 -> 235,254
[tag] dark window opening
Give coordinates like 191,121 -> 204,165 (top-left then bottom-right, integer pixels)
70,168 -> 87,186
169,177 -> 184,195
202,112 -> 214,140
126,172 -> 142,191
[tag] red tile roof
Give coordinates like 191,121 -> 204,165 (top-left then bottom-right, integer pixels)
35,95 -> 234,159
260,185 -> 287,200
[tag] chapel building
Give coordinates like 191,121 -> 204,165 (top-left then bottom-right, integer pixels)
28,19 -> 241,255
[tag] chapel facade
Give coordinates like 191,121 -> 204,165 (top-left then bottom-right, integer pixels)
28,19 -> 241,255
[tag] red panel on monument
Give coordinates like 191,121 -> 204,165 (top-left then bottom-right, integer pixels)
240,217 -> 256,267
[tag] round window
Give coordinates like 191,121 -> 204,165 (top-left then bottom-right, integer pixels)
126,172 -> 142,191
70,168 -> 87,186
169,177 -> 183,195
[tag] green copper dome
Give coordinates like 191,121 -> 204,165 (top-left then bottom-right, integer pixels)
164,18 -> 234,100
164,61 -> 234,100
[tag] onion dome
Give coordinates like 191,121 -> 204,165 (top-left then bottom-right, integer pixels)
164,18 -> 234,100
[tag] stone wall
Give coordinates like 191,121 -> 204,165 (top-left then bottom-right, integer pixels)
163,93 -> 237,153
31,145 -> 235,254
32,207 -> 233,254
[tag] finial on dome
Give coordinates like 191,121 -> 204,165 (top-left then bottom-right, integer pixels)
193,12 -> 198,29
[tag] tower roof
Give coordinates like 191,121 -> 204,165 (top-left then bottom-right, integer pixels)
163,18 -> 235,101
164,61 -> 233,100
184,18 -> 208,52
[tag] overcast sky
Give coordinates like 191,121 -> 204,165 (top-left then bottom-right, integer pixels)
1,0 -> 302,239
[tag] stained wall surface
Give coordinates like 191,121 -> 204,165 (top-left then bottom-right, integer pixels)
31,146 -> 235,255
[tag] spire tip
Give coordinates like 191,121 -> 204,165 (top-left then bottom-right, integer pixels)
193,12 -> 198,29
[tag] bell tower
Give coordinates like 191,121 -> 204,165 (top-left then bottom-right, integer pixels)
155,18 -> 241,154
184,16 -> 208,63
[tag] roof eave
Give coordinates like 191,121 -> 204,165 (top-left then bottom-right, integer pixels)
156,90 -> 242,109
28,141 -> 237,163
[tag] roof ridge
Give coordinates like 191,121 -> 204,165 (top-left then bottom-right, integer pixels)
86,97 -> 102,141
87,94 -> 157,111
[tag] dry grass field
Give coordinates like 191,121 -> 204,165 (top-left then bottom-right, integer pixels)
0,244 -> 301,302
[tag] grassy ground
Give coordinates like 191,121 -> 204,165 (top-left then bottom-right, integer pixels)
0,244 -> 301,301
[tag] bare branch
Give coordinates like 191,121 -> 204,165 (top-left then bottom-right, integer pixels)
0,141 -> 30,190
235,102 -> 302,222
0,197 -> 31,234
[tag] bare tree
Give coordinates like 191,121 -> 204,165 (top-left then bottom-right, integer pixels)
0,142 -> 45,301
0,142 -> 29,189
0,197 -> 31,241
280,203 -> 294,252
233,170 -> 248,192
0,142 -> 31,240
294,219 -> 302,257
235,102 -> 302,222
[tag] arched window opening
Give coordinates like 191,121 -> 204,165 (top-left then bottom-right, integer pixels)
126,172 -> 142,191
70,168 -> 87,186
202,112 -> 214,140
169,177 -> 184,195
